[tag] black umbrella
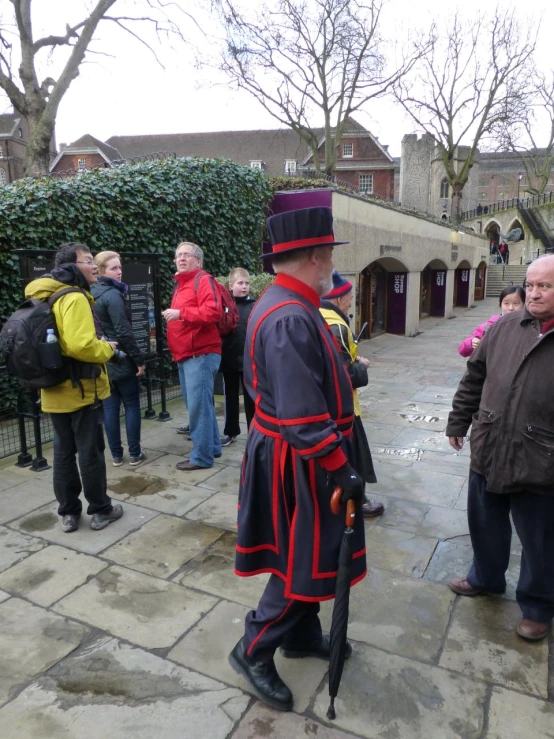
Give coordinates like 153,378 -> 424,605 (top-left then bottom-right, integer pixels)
326,487 -> 357,720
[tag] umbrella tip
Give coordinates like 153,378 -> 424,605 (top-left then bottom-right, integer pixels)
326,702 -> 336,720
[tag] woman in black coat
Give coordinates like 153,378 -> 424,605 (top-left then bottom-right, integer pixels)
219,268 -> 256,446
92,251 -> 146,467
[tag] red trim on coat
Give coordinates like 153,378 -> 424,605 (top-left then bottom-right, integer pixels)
256,404 -> 331,426
297,434 -> 338,456
280,440 -> 291,528
309,459 -> 321,580
319,446 -> 348,471
274,273 -> 321,308
271,235 -> 335,254
318,326 -> 343,420
246,600 -> 294,656
252,417 -> 281,438
284,570 -> 368,601
234,567 -> 286,581
236,542 -> 279,554
272,438 -> 281,550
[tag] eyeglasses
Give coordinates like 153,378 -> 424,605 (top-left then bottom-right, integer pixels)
176,253 -> 198,259
76,259 -> 95,265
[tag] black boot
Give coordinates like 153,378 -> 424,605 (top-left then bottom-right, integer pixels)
228,638 -> 293,712
280,634 -> 352,660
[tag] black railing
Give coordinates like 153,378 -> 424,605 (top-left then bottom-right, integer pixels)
462,190 -> 554,221
0,356 -> 182,468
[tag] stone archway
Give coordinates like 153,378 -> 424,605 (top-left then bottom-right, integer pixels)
454,260 -> 472,306
420,259 -> 448,318
474,261 -> 487,300
484,220 -> 501,262
359,257 -> 409,338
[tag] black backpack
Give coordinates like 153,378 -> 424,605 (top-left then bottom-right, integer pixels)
0,287 -> 82,388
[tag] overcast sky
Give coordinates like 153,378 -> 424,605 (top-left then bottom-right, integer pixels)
1,0 -> 552,156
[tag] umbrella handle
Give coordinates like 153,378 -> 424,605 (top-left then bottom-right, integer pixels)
330,487 -> 356,526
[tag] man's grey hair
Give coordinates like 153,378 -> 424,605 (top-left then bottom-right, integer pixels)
176,241 -> 204,265
272,248 -> 312,274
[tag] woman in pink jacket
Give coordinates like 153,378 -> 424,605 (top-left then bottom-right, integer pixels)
458,285 -> 525,357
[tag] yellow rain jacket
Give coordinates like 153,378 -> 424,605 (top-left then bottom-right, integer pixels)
320,305 -> 361,417
24,278 -> 114,413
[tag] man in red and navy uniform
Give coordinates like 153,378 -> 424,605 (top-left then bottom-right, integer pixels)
228,207 -> 367,712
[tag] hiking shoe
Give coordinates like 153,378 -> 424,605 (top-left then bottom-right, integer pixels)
129,451 -> 148,467
90,504 -> 124,531
62,515 -> 79,533
176,425 -> 190,434
112,457 -> 124,467
220,435 -> 237,447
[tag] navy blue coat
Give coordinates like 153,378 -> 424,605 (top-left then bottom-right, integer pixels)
235,273 -> 366,601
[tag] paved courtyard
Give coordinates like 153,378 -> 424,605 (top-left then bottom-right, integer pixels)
0,297 -> 552,738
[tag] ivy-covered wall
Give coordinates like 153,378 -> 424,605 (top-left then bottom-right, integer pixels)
0,157 -> 274,327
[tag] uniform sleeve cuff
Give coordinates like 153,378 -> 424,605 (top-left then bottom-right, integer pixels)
319,446 -> 347,471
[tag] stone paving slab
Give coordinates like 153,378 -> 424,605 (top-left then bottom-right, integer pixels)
101,515 -> 222,578
107,473 -> 216,516
137,453 -> 222,485
370,461 -> 465,508
8,501 -> 158,555
319,568 -> 455,663
0,525 -> 48,573
0,482 -> 55,525
54,565 -> 218,649
0,597 -> 89,708
368,495 -> 469,541
185,491 -> 239,531
233,703 -> 360,739
0,544 -> 107,606
168,599 -> 328,714
198,464 -> 242,493
364,525 -> 437,578
0,636 -> 249,739
176,531 -> 269,607
486,686 -> 554,739
440,598 -> 549,697
0,590 -> 9,603
312,642 -> 487,738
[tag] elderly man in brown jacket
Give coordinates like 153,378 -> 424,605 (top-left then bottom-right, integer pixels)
446,254 -> 554,642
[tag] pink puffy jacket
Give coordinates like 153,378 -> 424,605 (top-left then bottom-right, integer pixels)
458,315 -> 501,357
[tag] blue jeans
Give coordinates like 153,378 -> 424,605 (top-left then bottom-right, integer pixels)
177,353 -> 221,467
102,375 -> 142,459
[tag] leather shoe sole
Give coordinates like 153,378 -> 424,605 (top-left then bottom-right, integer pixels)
449,577 -> 489,597
280,635 -> 352,660
362,500 -> 385,517
228,640 -> 293,712
176,461 -> 206,471
516,619 -> 550,641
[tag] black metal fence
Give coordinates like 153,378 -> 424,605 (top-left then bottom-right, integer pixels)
462,191 -> 554,221
0,355 -> 183,470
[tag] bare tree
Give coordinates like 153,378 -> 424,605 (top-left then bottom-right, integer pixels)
0,0 -> 186,176
393,9 -> 537,223
215,0 -> 420,177
496,72 -> 554,197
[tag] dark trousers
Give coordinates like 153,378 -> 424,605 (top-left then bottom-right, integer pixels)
466,470 -> 554,622
50,404 -> 113,517
102,375 -> 142,459
223,371 -> 255,438
244,574 -> 322,663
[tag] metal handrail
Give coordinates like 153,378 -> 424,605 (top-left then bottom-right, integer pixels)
462,191 -> 554,221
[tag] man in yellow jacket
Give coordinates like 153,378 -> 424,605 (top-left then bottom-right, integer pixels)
320,271 -> 385,518
24,243 -> 124,533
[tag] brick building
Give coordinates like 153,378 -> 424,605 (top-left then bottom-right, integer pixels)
51,120 -> 396,200
0,112 -> 30,185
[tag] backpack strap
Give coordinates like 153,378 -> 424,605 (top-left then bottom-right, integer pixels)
193,270 -> 209,293
47,286 -> 84,308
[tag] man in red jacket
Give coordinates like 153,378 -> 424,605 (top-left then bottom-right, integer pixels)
162,242 -> 222,470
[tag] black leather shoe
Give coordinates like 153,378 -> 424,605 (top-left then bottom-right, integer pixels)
228,638 -> 293,712
280,634 -> 352,661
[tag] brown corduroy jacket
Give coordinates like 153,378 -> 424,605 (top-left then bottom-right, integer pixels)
446,309 -> 554,494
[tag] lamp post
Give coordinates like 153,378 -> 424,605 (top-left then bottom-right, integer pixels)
517,172 -> 522,204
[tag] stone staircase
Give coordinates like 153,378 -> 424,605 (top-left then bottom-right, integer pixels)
486,265 -> 527,297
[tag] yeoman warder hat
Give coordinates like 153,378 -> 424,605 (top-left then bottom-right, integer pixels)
263,206 -> 348,260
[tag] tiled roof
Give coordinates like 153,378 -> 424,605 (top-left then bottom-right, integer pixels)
0,113 -> 19,137
65,134 -> 122,162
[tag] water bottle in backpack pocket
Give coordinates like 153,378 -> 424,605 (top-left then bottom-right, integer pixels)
38,328 -> 63,370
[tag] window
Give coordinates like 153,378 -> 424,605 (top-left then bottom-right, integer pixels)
250,160 -> 263,169
359,174 -> 373,194
78,158 -> 87,172
284,159 -> 297,174
440,178 -> 449,199
18,127 -> 23,138
0,169 -> 6,185
342,142 -> 353,158
0,149 -> 3,159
